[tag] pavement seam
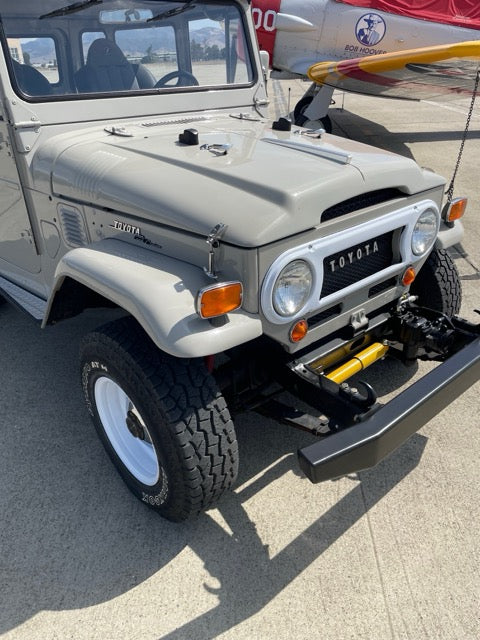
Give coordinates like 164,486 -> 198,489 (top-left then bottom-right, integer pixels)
359,481 -> 396,640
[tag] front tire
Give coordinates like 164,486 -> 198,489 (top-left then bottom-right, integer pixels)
410,247 -> 462,316
80,316 -> 238,522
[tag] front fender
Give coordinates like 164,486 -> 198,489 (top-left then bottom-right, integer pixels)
435,220 -> 464,249
44,239 -> 262,358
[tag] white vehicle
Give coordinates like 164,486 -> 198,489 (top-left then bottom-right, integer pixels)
0,0 -> 478,521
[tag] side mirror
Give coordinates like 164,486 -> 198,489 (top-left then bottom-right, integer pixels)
259,50 -> 270,87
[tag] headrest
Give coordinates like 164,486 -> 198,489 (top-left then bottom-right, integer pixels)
86,38 -> 128,66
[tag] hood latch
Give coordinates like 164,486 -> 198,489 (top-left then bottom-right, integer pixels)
204,223 -> 227,279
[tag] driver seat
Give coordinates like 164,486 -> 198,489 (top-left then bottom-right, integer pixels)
12,60 -> 53,96
75,38 -> 155,93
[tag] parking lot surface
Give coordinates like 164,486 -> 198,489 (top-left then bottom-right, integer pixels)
0,81 -> 479,640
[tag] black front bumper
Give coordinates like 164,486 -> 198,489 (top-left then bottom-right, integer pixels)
298,335 -> 480,482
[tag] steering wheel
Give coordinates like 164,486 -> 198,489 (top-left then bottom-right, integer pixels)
155,70 -> 199,88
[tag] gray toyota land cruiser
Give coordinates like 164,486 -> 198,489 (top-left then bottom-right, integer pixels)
0,0 -> 478,521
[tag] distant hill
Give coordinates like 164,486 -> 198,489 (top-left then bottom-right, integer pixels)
189,26 -> 225,48
22,39 -> 56,64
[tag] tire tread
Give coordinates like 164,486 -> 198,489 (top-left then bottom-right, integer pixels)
411,248 -> 462,316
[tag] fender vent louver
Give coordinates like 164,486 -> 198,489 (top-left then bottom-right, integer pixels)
58,204 -> 89,247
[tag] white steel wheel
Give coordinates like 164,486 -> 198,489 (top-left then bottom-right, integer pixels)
94,376 -> 160,486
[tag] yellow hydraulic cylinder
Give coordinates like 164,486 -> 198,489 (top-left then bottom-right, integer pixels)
326,342 -> 389,384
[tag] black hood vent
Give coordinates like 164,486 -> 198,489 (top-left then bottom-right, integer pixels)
321,188 -> 405,223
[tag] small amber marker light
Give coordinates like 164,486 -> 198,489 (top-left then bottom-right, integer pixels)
444,197 -> 467,222
402,266 -> 416,286
290,319 -> 308,343
197,282 -> 243,319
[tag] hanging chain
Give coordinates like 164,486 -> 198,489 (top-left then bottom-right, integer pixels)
445,65 -> 480,203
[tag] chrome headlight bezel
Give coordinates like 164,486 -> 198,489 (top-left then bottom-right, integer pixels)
272,259 -> 313,317
411,207 -> 439,256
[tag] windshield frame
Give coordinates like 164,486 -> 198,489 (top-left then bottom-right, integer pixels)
0,0 -> 257,103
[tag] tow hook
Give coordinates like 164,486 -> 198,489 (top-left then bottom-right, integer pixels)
339,380 -> 377,413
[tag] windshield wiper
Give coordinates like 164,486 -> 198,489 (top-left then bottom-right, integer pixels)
147,0 -> 196,22
40,0 -> 102,19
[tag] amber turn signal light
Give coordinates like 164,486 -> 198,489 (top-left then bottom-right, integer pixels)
290,319 -> 308,343
444,197 -> 467,223
402,266 -> 416,286
197,282 -> 243,319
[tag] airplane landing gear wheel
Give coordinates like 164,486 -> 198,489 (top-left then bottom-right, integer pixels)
293,96 -> 332,133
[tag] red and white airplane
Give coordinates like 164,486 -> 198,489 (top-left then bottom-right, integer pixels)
251,0 -> 480,129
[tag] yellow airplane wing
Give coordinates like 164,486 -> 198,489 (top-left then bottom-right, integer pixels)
308,41 -> 480,101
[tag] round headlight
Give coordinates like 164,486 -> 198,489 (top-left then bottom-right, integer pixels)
273,260 -> 313,317
411,208 -> 438,255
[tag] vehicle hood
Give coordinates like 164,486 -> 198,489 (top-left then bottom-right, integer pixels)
32,115 -> 443,247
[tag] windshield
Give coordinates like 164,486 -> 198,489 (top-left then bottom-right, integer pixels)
0,0 -> 254,100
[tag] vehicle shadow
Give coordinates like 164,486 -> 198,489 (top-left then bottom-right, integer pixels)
330,107 -> 416,159
0,305 -> 427,636
329,106 -> 480,159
